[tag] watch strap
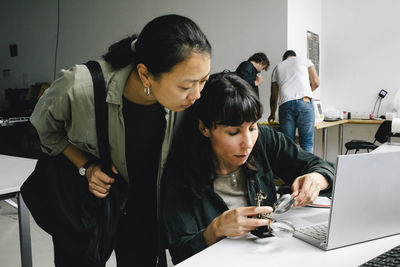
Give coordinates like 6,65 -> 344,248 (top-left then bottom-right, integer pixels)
83,158 -> 95,170
80,158 -> 96,176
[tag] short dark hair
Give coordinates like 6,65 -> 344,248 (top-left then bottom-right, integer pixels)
282,50 -> 296,60
103,14 -> 211,77
248,52 -> 270,67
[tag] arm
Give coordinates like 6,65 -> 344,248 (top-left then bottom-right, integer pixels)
162,181 -> 272,265
202,206 -> 272,246
161,142 -> 272,264
308,65 -> 320,91
30,68 -> 115,198
236,61 -> 257,87
291,172 -> 329,206
259,125 -> 334,205
268,82 -> 279,122
30,73 -> 73,156
63,144 -> 115,198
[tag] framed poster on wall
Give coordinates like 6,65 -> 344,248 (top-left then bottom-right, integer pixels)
307,31 -> 319,74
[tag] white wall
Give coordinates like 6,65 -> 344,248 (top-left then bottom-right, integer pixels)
322,0 -> 400,115
320,0 -> 400,161
287,0 -> 322,100
0,0 -> 287,118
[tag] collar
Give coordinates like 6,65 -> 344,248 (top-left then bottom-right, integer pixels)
103,62 -> 133,106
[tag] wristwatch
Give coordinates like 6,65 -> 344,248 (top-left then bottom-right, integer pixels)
79,159 -> 95,177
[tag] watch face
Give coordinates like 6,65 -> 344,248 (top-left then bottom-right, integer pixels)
79,167 -> 86,176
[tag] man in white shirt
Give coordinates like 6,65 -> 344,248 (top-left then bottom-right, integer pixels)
268,50 -> 320,153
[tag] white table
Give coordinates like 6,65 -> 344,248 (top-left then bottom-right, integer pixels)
1,154 -> 37,267
372,142 -> 400,153
175,206 -> 400,267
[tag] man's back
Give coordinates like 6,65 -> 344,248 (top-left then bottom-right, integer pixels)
273,56 -> 313,105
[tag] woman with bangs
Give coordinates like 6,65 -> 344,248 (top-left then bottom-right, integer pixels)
161,71 -> 335,265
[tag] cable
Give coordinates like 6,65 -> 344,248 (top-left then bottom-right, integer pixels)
376,98 -> 382,118
371,97 -> 379,116
53,0 -> 60,81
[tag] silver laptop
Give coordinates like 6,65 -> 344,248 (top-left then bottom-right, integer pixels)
292,151 -> 400,250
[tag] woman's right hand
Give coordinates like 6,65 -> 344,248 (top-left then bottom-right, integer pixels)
85,164 -> 117,198
203,206 -> 272,246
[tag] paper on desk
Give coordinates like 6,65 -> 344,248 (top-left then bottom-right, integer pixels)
306,196 -> 331,208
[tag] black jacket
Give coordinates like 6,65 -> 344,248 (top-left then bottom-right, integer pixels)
161,125 -> 334,264
235,60 -> 259,96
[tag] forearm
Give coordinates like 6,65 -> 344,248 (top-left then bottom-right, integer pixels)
269,82 -> 279,116
270,97 -> 278,115
203,217 -> 224,246
311,83 -> 319,91
62,143 -> 91,169
308,66 -> 320,91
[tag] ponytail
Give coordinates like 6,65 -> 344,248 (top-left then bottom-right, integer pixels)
102,34 -> 138,69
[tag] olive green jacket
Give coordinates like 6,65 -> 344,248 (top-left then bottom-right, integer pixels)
30,59 -> 178,188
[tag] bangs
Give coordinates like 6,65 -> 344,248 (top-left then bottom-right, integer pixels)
195,71 -> 264,129
215,89 -> 262,127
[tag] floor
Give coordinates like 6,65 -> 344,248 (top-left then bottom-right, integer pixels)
0,198 -> 173,267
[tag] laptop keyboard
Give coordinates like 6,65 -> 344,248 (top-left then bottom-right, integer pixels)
296,223 -> 328,242
360,245 -> 400,266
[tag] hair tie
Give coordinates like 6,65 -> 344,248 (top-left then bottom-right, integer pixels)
130,39 -> 137,52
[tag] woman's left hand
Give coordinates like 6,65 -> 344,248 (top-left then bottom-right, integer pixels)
291,172 -> 329,207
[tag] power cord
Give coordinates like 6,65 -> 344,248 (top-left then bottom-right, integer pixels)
371,89 -> 388,118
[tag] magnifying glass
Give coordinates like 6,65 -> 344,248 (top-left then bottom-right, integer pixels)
251,194 -> 296,238
273,194 -> 296,214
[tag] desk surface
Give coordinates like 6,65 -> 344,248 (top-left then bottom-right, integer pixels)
0,154 -> 37,195
176,207 -> 400,267
260,119 -> 383,130
372,142 -> 400,153
315,119 -> 383,129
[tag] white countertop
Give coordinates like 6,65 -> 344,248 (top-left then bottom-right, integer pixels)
0,154 -> 37,195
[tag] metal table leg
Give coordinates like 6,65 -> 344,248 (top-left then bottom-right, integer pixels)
17,193 -> 32,267
338,124 -> 344,155
322,128 -> 328,160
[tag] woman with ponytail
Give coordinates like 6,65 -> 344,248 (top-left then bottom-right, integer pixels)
30,14 -> 211,267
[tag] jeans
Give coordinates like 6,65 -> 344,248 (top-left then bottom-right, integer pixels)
279,99 -> 315,153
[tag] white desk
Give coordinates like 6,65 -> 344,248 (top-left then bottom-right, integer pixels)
175,207 -> 400,267
1,154 -> 37,267
372,142 -> 400,153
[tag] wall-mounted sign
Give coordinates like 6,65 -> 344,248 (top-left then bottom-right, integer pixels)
307,31 -> 319,74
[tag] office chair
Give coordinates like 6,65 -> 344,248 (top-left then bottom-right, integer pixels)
345,120 -> 392,154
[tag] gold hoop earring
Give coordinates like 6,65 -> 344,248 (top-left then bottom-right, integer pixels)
144,87 -> 151,96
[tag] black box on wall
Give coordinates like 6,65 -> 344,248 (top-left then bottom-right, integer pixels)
10,44 -> 18,57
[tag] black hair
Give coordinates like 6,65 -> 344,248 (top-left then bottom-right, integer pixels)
248,52 -> 270,68
103,14 -> 211,77
194,71 -> 263,128
282,50 -> 296,60
169,71 -> 263,198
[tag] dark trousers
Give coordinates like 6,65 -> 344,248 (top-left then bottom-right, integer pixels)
53,210 -> 159,267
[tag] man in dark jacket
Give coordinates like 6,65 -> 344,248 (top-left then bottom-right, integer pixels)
235,52 -> 270,97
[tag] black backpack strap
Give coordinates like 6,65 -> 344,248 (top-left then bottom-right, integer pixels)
84,60 -> 112,175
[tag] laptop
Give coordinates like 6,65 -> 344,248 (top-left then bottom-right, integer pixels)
292,151 -> 400,250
